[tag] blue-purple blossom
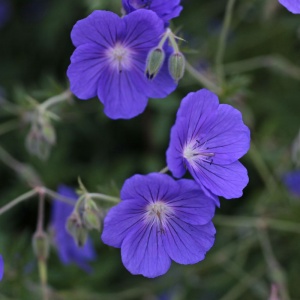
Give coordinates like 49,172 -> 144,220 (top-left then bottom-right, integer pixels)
0,255 -> 3,281
101,173 -> 216,278
279,0 -> 300,14
283,171 -> 300,196
67,10 -> 177,120
122,0 -> 182,25
166,89 -> 250,200
51,185 -> 96,272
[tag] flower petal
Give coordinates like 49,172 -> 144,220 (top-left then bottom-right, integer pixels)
97,67 -> 150,119
167,179 -> 217,224
176,89 -> 219,141
190,160 -> 249,199
123,10 -> 164,50
120,173 -> 181,204
67,43 -> 107,99
71,11 -> 124,47
202,104 -> 250,164
166,117 -> 188,178
121,223 -> 171,277
163,220 -> 215,265
101,200 -> 145,248
279,0 -> 300,14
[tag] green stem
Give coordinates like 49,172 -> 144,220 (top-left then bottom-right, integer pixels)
0,189 -> 37,216
43,188 -> 75,206
0,145 -> 23,172
159,166 -> 169,174
257,227 -> 291,300
214,215 -> 300,234
87,193 -> 120,203
36,191 -> 45,234
158,28 -> 171,49
220,263 -> 267,300
185,61 -> 221,94
248,142 -> 278,195
215,0 -> 237,85
39,89 -> 72,112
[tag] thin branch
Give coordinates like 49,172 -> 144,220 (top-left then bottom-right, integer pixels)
0,189 -> 37,216
215,0 -> 237,84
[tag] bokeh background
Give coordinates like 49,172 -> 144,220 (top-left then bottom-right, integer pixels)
0,0 -> 300,299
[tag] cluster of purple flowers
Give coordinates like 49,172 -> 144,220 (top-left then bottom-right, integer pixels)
64,1 -> 252,278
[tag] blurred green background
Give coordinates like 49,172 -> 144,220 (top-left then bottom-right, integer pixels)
0,0 -> 300,299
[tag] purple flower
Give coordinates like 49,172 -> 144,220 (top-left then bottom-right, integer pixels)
166,89 -> 250,200
283,171 -> 300,196
0,255 -> 3,281
51,185 -> 96,272
67,10 -> 177,120
279,0 -> 300,14
122,0 -> 182,25
101,173 -> 216,278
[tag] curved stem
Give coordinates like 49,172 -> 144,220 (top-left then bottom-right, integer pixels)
185,61 -> 221,94
39,89 -> 72,112
36,191 -> 45,234
159,166 -> 169,174
87,193 -> 120,203
0,189 -> 37,216
43,188 -> 75,206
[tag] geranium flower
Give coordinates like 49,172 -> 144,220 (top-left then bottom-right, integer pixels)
0,255 -> 3,281
51,185 -> 96,272
122,0 -> 182,25
279,0 -> 300,14
166,89 -> 250,200
67,10 -> 177,119
283,171 -> 300,197
102,173 -> 216,278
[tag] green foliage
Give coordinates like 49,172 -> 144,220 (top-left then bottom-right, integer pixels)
0,0 -> 300,299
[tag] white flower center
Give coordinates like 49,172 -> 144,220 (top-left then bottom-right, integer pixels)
183,140 -> 215,166
145,201 -> 173,232
106,43 -> 132,72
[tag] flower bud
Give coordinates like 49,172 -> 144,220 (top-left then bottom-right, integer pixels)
25,114 -> 56,160
32,232 -> 49,261
168,52 -> 185,82
145,47 -> 165,80
66,212 -> 88,247
41,119 -> 56,145
82,199 -> 102,231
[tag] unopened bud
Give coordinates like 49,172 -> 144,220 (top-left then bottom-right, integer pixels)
42,120 -> 56,145
32,232 -> 49,261
168,52 -> 185,82
66,212 -> 88,247
145,47 -> 165,80
82,199 -> 102,231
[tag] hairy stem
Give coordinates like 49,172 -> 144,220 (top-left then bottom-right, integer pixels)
39,89 -> 72,112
